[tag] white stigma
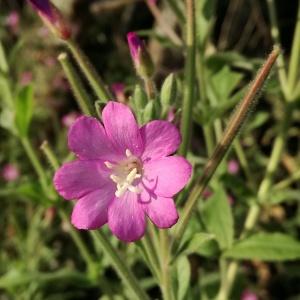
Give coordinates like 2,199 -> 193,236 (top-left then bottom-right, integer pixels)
104,149 -> 142,198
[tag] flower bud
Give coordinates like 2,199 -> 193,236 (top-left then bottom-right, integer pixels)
127,32 -> 154,79
111,83 -> 126,103
27,0 -> 71,40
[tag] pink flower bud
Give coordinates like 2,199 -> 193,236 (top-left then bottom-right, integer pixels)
127,32 -> 154,79
228,159 -> 239,175
241,290 -> 258,300
111,83 -> 126,103
2,164 -> 20,182
27,0 -> 71,40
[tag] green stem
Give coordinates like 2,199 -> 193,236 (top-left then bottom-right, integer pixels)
20,137 -> 49,196
141,231 -> 161,280
266,0 -> 289,97
66,40 -> 111,102
59,210 -> 97,278
160,230 -> 175,300
144,77 -> 156,100
91,231 -> 149,300
287,2 -> 300,94
179,0 -> 196,156
58,53 -> 93,116
173,47 -> 280,250
196,49 -> 215,155
274,168 -> 300,190
216,104 -> 292,300
40,141 -> 60,170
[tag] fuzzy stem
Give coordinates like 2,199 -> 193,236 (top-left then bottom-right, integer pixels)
179,0 -> 196,156
266,0 -> 289,96
92,231 -> 150,300
66,40 -> 111,102
142,230 -> 161,280
216,103 -> 292,300
160,230 -> 175,300
20,137 -> 50,196
287,2 -> 300,94
173,47 -> 280,249
58,53 -> 93,116
144,77 -> 156,100
59,210 -> 97,279
40,140 -> 60,170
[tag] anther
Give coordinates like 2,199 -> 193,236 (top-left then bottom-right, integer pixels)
126,149 -> 133,157
104,161 -> 114,169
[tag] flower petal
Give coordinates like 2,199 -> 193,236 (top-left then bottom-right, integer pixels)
143,156 -> 192,197
68,116 -> 120,161
53,160 -> 110,200
143,196 -> 179,228
102,101 -> 144,156
140,120 -> 181,161
71,186 -> 115,230
108,192 -> 146,242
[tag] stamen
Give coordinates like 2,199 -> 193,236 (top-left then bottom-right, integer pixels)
128,186 -> 142,193
126,149 -> 133,157
110,174 -> 121,183
104,161 -> 114,169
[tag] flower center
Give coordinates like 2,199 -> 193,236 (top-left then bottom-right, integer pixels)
105,149 -> 143,198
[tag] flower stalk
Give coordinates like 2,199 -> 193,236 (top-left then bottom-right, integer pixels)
173,47 -> 280,249
66,40 -> 111,102
179,0 -> 196,156
58,52 -> 93,116
92,231 -> 150,300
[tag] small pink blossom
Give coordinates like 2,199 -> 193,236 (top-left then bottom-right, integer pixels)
6,11 -> 20,33
54,101 -> 192,242
111,83 -> 126,103
241,290 -> 258,300
228,159 -> 239,175
2,164 -> 20,182
20,72 -> 33,86
62,112 -> 80,128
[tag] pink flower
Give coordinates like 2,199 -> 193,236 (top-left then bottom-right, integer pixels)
228,159 -> 239,175
54,101 -> 192,242
2,164 -> 20,182
62,112 -> 80,128
6,11 -> 20,33
241,290 -> 258,300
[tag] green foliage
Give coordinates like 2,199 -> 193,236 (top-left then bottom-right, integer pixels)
160,73 -> 177,116
176,256 -> 191,300
224,233 -> 300,261
15,85 -> 34,137
202,187 -> 234,250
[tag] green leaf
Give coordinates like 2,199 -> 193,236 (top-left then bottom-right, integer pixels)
224,233 -> 300,261
184,233 -> 219,257
208,66 -> 243,102
160,73 -> 177,115
15,85 -> 34,137
142,101 -> 154,123
176,256 -> 191,300
195,0 -> 216,46
202,187 -> 234,250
